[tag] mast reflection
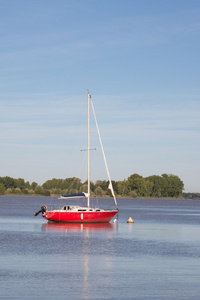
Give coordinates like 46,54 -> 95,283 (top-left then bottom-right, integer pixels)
42,222 -> 118,298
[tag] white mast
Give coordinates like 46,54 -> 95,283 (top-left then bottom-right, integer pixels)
87,92 -> 90,207
86,92 -> 118,210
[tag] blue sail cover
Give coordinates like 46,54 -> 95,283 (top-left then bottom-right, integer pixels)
61,192 -> 87,198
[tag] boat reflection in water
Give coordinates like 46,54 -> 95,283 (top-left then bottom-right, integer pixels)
42,221 -> 117,298
42,221 -> 117,233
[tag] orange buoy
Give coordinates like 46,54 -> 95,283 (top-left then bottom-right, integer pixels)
127,217 -> 134,223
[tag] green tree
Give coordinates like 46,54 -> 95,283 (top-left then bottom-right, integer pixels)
43,177 -> 82,191
31,182 -> 38,190
117,180 -> 129,196
162,174 -> 184,197
0,183 -> 5,195
144,179 -> 154,197
80,184 -> 88,193
35,186 -> 50,196
100,180 -> 109,191
127,174 -> 147,196
147,175 -> 163,197
14,188 -> 21,194
84,180 -> 95,193
15,178 -> 26,190
0,176 -> 16,189
25,181 -> 31,189
94,186 -> 103,196
128,190 -> 137,198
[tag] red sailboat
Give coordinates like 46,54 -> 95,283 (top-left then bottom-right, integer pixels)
34,92 -> 119,223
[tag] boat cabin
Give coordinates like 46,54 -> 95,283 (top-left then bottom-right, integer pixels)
60,205 -> 103,212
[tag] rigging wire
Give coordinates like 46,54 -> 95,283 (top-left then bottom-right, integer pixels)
90,97 -> 118,210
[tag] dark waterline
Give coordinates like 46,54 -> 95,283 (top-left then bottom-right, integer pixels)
0,196 -> 200,299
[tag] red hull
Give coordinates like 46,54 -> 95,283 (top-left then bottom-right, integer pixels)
43,210 -> 118,223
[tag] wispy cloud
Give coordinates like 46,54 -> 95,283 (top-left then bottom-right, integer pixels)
1,92 -> 199,149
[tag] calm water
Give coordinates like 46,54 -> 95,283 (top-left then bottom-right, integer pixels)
0,196 -> 200,300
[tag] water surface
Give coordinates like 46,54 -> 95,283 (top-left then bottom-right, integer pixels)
0,196 -> 200,299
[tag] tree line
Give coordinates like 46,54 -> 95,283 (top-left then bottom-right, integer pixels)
0,173 -> 184,198
182,193 -> 200,200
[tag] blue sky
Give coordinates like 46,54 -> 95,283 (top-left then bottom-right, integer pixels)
0,0 -> 200,192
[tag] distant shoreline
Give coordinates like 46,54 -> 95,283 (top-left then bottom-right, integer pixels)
1,193 -> 200,200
